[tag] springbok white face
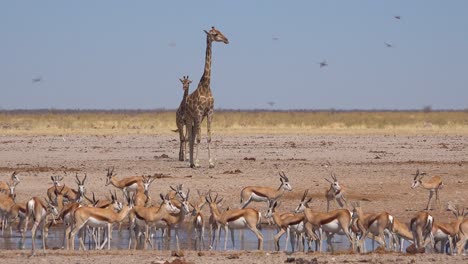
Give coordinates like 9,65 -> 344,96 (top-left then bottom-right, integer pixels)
160,193 -> 179,214
325,173 -> 342,192
51,175 -> 64,187
294,189 -> 312,213
7,181 -> 18,195
105,167 -> 116,186
11,171 -> 20,184
411,169 -> 424,189
75,173 -> 87,196
171,184 -> 187,200
142,176 -> 155,194
265,200 -> 279,218
279,171 -> 292,191
180,189 -> 191,214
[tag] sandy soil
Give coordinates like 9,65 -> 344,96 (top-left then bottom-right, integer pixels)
0,134 -> 467,263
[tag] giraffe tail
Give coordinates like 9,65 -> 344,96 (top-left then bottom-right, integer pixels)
171,129 -> 179,133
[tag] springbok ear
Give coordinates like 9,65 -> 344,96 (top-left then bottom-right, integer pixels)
204,30 -> 209,35
217,198 -> 223,204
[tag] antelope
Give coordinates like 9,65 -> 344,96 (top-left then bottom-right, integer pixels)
240,171 -> 292,209
168,184 -> 188,209
162,189 -> 192,250
64,173 -> 87,202
411,169 -> 443,210
410,211 -> 434,251
134,176 -> 154,207
105,167 -> 144,195
351,201 -> 394,253
0,171 -> 20,193
22,197 -> 59,255
324,172 -> 347,212
387,217 -> 414,252
191,190 -> 207,250
294,189 -> 354,252
129,193 -> 179,249
428,203 -> 465,254
456,217 -> 468,255
265,199 -> 309,252
206,193 -> 263,250
46,175 -> 64,202
0,181 -> 19,235
68,192 -> 133,250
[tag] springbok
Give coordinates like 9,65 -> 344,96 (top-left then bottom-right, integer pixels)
23,197 -> 59,255
129,193 -> 179,249
265,199 -> 309,252
294,189 -> 354,252
0,171 -> 19,193
206,193 -> 263,250
162,189 -> 191,250
410,211 -> 434,252
351,201 -> 394,253
411,169 -> 443,210
456,217 -> 468,255
46,175 -> 64,201
191,190 -> 207,250
324,172 -> 347,212
387,217 -> 414,252
68,192 -> 133,250
105,167 -> 144,195
428,203 -> 465,254
240,171 -> 292,209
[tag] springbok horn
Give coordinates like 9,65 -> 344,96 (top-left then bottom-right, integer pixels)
302,189 -> 309,201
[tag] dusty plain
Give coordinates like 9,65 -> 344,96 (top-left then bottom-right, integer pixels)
0,111 -> 467,263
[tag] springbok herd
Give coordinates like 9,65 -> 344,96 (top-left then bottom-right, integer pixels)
0,167 -> 467,256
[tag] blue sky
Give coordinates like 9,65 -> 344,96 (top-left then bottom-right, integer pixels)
1,1 -> 467,110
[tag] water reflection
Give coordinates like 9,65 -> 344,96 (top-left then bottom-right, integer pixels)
0,225 -> 409,252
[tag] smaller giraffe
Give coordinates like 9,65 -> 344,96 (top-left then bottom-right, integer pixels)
175,76 -> 192,161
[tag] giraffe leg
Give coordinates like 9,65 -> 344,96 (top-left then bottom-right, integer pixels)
207,111 -> 215,168
194,120 -> 202,168
183,125 -> 189,161
177,123 -> 185,161
188,122 -> 196,168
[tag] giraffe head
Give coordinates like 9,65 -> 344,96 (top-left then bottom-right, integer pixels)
204,26 -> 229,44
179,75 -> 192,92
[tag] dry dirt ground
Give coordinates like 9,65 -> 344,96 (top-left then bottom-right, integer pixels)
0,134 -> 467,263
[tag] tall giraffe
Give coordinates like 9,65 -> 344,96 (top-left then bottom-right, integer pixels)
185,26 -> 229,168
175,75 -> 192,161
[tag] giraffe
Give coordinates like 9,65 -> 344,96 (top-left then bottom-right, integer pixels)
175,75 -> 192,161
185,26 -> 229,168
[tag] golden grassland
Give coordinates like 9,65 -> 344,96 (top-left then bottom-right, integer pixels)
0,110 -> 467,135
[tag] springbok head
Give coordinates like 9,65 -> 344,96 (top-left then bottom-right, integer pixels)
170,184 -> 187,200
75,173 -> 87,196
6,181 -> 19,196
159,193 -> 179,214
50,175 -> 64,187
105,167 -> 116,186
294,189 -> 312,213
142,176 -> 156,195
411,169 -> 426,189
279,171 -> 292,191
11,171 -> 20,184
266,199 -> 281,218
325,172 -> 342,192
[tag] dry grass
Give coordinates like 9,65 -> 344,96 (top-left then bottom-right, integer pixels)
0,110 -> 467,135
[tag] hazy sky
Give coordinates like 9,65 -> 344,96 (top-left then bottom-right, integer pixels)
1,1 -> 467,110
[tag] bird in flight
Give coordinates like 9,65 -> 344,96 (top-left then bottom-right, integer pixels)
271,36 -> 280,41
267,101 -> 276,107
384,42 -> 394,48
394,15 -> 401,20
32,77 -> 42,83
318,60 -> 328,68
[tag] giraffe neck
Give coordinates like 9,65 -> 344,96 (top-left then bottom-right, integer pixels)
198,35 -> 212,95
182,88 -> 189,101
